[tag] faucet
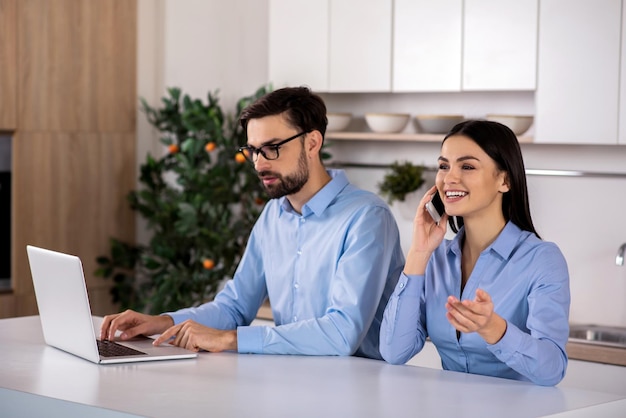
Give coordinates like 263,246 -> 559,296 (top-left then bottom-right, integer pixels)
617,243 -> 626,266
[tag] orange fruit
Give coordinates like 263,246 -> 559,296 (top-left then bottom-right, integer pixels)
205,142 -> 216,152
168,144 -> 179,154
235,153 -> 247,163
202,259 -> 215,270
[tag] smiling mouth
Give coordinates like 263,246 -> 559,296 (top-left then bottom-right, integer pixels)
445,191 -> 467,199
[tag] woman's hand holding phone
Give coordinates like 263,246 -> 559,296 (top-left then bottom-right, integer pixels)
404,186 -> 449,275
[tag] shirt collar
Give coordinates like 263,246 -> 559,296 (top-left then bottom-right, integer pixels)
279,169 -> 349,217
449,221 -> 523,260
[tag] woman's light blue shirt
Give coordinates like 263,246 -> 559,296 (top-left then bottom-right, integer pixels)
168,169 -> 405,359
380,222 -> 570,385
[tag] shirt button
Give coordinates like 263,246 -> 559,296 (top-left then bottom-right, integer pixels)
297,250 -> 302,255
293,316 -> 298,321
399,282 -> 405,289
294,283 -> 299,289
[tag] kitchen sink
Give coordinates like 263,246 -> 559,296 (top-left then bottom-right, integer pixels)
568,324 -> 626,349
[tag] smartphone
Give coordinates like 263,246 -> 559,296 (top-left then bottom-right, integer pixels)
425,192 -> 445,223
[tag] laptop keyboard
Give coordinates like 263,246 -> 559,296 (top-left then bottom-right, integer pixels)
97,339 -> 147,357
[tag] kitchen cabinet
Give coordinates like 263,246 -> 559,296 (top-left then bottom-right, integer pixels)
463,0 -> 537,91
270,1 -> 537,93
1,0 -> 137,319
535,0 -> 622,144
18,0 -> 136,132
394,0 -> 537,92
269,0 -> 391,93
393,0 -> 462,92
329,0 -> 391,92
268,0 -> 329,91
0,0 -> 17,130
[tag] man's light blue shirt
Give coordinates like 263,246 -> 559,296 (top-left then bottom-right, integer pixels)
380,222 -> 570,385
168,169 -> 405,359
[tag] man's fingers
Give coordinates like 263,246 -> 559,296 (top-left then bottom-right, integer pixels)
153,324 -> 180,346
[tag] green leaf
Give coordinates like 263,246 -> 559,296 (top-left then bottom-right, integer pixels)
378,161 -> 426,205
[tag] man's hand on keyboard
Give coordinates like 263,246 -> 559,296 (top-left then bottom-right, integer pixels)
100,310 -> 174,342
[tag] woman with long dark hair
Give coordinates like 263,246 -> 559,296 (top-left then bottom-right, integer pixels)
380,120 -> 570,386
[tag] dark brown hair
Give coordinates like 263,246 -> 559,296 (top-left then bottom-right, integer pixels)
239,86 -> 328,141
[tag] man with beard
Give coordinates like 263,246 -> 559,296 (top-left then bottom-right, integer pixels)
100,87 -> 405,359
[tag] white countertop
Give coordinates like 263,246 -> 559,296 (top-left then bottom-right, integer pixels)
1,316 -> 624,418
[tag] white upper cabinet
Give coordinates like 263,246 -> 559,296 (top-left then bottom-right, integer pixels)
269,0 -> 539,94
463,0 -> 538,91
535,0 -> 621,144
268,0 -> 391,92
620,1 -> 626,144
393,0 -> 537,93
393,0 -> 462,92
328,0 -> 392,92
268,0 -> 329,91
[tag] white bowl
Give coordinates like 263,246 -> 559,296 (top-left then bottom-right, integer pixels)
486,114 -> 534,135
415,114 -> 464,134
326,112 -> 352,132
365,113 -> 410,133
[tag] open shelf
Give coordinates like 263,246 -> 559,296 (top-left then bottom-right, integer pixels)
326,131 -> 534,143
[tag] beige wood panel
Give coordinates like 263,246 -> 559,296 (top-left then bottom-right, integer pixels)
93,0 -> 137,132
11,132 -> 135,317
0,0 -> 17,130
17,0 -> 137,132
0,292 -> 16,317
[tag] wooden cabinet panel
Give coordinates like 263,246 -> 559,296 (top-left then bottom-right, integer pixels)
12,132 -> 136,316
17,0 -> 136,132
1,0 -> 137,319
0,0 -> 17,130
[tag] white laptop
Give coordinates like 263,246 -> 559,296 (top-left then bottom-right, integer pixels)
26,245 -> 198,364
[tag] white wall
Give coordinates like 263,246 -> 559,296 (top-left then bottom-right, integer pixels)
139,1 -> 626,327
162,0 -> 269,111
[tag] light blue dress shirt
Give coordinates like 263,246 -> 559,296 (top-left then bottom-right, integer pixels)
167,169 -> 405,359
380,222 -> 570,385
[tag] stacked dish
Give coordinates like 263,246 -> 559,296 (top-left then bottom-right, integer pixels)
414,114 -> 464,134
326,113 -> 353,132
486,114 -> 534,135
364,113 -> 411,133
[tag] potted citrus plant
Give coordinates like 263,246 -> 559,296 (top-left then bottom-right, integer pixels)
96,86 -> 270,314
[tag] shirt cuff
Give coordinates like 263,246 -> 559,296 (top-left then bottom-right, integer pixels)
237,325 -> 265,354
161,312 -> 182,325
487,320 -> 524,362
395,272 -> 424,294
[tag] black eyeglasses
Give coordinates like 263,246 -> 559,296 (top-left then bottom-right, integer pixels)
238,131 -> 308,163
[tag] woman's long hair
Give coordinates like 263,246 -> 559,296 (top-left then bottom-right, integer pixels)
442,120 -> 540,238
